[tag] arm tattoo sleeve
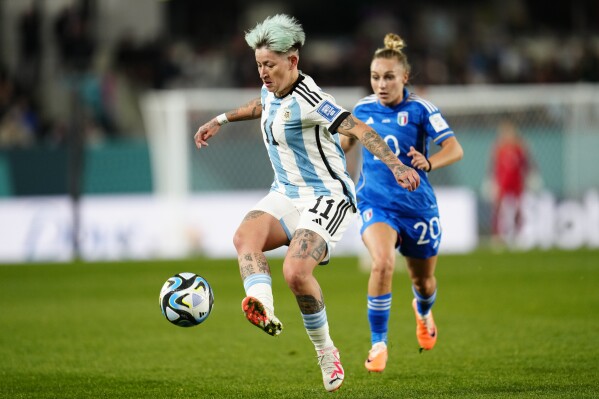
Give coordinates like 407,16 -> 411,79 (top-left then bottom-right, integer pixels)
362,130 -> 412,175
339,115 -> 411,177
361,130 -> 399,165
339,114 -> 358,132
229,98 -> 262,121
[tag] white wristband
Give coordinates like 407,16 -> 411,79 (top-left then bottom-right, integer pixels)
216,113 -> 229,125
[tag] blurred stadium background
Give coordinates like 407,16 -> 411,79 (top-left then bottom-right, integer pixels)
0,0 -> 598,262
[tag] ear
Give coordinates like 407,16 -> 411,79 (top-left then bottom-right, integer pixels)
288,54 -> 299,69
403,71 -> 409,84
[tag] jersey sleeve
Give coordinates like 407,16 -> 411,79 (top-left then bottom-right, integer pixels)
305,95 -> 350,134
423,108 -> 454,145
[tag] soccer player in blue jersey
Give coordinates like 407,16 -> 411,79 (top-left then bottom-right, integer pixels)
194,16 -> 420,391
341,33 -> 464,372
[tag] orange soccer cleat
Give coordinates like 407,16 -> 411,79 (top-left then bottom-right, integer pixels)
241,296 -> 283,336
364,342 -> 388,372
412,298 -> 437,351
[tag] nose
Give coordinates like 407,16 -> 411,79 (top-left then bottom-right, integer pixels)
259,66 -> 268,79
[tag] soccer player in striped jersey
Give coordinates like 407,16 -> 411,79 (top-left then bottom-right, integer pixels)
341,33 -> 464,372
194,16 -> 419,391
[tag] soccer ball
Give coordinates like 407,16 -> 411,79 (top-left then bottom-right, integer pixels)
159,272 -> 214,327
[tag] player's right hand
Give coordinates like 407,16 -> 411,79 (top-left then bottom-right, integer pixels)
194,118 -> 221,149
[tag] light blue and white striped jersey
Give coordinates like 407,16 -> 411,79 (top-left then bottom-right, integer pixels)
260,72 -> 356,208
353,88 -> 454,216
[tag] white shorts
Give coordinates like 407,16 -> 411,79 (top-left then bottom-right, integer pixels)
253,191 -> 356,264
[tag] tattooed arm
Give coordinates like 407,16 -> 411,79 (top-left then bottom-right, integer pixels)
337,114 -> 420,191
194,97 -> 263,149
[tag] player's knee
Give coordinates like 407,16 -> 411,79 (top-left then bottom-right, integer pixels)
412,277 -> 436,297
233,227 -> 258,252
282,262 -> 310,292
371,252 -> 395,278
232,229 -> 244,252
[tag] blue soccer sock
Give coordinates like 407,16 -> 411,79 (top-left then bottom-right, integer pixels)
367,293 -> 392,346
412,286 -> 437,316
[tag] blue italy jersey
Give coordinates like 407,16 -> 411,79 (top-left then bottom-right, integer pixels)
353,89 -> 454,216
260,72 -> 356,208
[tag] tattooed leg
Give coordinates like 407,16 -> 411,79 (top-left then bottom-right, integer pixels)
239,250 -> 279,331
238,251 -> 271,279
296,292 -> 325,314
283,229 -> 328,308
288,228 -> 328,264
242,210 -> 264,223
234,210 -> 279,278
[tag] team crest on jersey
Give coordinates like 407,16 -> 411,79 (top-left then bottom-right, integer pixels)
282,107 -> 291,121
397,112 -> 409,126
362,208 -> 373,222
317,100 -> 341,122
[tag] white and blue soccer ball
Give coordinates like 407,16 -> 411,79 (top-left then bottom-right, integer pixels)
159,272 -> 214,327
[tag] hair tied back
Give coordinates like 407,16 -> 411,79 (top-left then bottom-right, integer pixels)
384,33 -> 406,52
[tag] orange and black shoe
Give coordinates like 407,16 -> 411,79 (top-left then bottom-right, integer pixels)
241,296 -> 283,336
364,342 -> 388,372
412,298 -> 437,351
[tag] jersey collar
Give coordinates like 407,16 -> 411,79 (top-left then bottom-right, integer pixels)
275,73 -> 305,99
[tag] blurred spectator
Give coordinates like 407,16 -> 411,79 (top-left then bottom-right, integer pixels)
0,68 -> 38,148
0,96 -> 37,148
53,0 -> 96,72
17,0 -> 42,92
1,0 -> 598,149
0,68 -> 13,118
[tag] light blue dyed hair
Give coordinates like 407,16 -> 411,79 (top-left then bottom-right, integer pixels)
245,14 -> 305,53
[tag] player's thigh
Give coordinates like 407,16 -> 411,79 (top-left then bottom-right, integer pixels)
284,228 -> 330,280
235,211 -> 287,251
238,192 -> 299,251
295,195 -> 356,265
362,222 -> 399,266
359,205 -> 400,263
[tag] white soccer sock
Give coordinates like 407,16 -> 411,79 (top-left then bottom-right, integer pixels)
244,274 -> 274,312
307,325 -> 334,351
303,308 -> 334,350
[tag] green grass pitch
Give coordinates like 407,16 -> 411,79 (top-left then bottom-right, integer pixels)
0,249 -> 598,398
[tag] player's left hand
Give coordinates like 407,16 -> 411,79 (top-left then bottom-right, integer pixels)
393,164 -> 420,191
407,146 -> 430,171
